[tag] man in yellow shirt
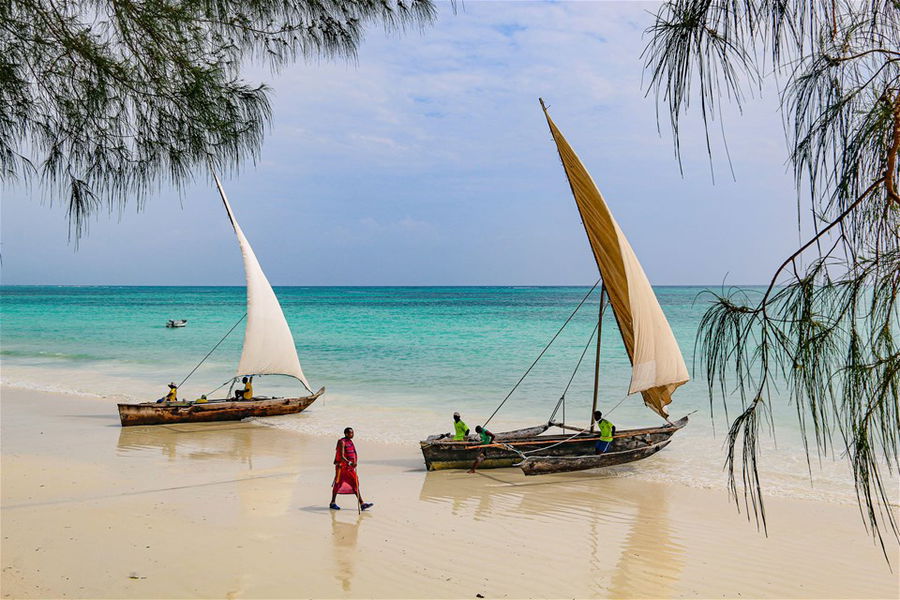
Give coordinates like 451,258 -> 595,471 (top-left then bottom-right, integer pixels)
234,376 -> 253,400
452,412 -> 469,440
157,382 -> 177,403
593,410 -> 616,454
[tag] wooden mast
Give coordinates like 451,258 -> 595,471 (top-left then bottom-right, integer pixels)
590,286 -> 606,432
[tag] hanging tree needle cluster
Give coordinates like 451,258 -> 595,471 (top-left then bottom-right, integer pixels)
0,0 -> 436,243
644,0 -> 899,555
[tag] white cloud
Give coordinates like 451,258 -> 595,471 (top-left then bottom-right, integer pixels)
3,1 -> 802,286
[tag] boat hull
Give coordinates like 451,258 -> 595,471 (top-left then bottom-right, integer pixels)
419,416 -> 687,471
516,438 -> 672,475
117,387 -> 324,426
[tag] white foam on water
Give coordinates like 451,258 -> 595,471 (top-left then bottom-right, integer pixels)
0,377 -> 113,400
1,363 -> 166,403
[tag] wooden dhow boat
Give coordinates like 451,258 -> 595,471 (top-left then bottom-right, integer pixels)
421,418 -> 687,471
118,175 -> 323,426
420,100 -> 690,474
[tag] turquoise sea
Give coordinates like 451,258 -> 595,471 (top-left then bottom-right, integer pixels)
0,285 -> 890,503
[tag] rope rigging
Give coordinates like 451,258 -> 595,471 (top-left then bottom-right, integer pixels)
547,319 -> 599,424
504,393 -> 632,458
483,279 -> 601,427
177,313 -> 246,389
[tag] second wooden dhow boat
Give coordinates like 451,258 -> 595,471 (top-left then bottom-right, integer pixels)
421,100 -> 691,474
512,100 -> 693,475
118,175 -> 324,426
421,418 -> 687,471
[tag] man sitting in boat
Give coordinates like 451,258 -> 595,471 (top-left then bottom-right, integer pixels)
593,410 -> 616,453
156,382 -> 178,404
452,412 -> 470,440
467,425 -> 496,473
234,376 -> 253,401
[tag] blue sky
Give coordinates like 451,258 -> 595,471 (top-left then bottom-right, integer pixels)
1,1 -> 801,286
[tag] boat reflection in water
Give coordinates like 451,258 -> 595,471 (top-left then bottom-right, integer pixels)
420,100 -> 691,474
116,421 -> 298,465
605,482 -> 685,598
419,469 -> 685,597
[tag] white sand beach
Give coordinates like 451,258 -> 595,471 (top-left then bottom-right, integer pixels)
2,386 -> 898,599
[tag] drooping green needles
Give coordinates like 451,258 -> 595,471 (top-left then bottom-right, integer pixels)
645,0 -> 899,554
0,0 -> 436,242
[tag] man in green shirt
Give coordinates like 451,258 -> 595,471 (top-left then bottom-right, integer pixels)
452,412 -> 470,441
467,425 -> 496,473
593,410 -> 616,454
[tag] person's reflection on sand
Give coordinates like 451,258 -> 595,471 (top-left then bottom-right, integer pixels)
331,510 -> 362,592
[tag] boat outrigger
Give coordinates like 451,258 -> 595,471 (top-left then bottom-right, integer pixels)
118,175 -> 323,426
420,100 -> 690,474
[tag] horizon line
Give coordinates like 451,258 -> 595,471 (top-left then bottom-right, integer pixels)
0,283 -> 769,288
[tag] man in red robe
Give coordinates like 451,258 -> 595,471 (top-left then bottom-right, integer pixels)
330,427 -> 373,511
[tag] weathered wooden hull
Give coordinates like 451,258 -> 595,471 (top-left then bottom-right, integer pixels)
516,438 -> 672,475
117,387 -> 324,426
419,416 -> 688,471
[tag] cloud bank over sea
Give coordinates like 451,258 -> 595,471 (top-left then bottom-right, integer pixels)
2,1 -> 797,287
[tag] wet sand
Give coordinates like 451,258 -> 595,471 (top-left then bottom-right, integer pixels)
1,386 -> 898,599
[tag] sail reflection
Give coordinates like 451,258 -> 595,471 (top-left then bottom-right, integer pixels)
116,420 -> 309,465
419,469 -> 686,598
606,484 -> 684,597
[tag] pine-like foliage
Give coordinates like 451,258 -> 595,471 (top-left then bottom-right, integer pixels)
644,0 -> 899,555
0,0 -> 435,240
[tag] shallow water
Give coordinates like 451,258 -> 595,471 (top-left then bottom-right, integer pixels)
1,285 -> 894,505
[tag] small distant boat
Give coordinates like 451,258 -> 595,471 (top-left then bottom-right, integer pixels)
166,319 -> 188,328
118,175 -> 324,426
420,100 -> 690,474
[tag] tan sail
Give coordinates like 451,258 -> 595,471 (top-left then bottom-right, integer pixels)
540,101 -> 688,417
213,174 -> 311,391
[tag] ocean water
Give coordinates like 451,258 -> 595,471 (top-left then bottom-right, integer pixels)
1,285 -> 894,505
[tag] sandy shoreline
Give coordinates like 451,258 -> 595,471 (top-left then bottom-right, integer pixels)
2,386 -> 898,599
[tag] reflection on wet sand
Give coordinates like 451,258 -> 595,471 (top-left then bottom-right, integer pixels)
419,469 -> 686,597
116,421 -> 307,464
331,510 -> 364,592
118,421 -> 312,520
235,466 -> 298,519
607,484 -> 684,598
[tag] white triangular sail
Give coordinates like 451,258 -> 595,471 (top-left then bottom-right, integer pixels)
213,174 -> 311,391
541,103 -> 689,418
